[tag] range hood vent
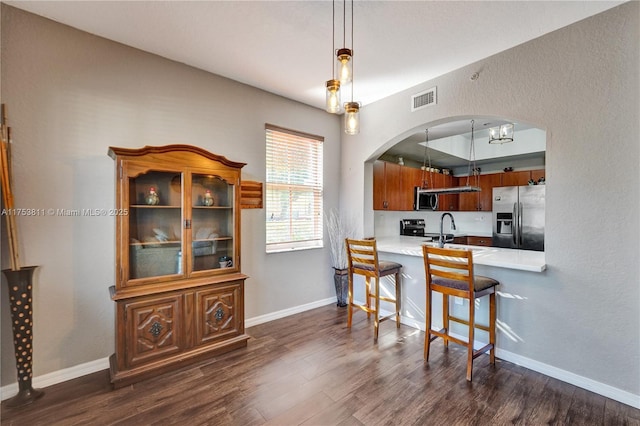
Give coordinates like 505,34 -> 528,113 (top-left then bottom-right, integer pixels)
411,87 -> 437,111
419,186 -> 481,194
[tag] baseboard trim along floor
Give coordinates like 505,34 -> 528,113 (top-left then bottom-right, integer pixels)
2,298 -> 638,409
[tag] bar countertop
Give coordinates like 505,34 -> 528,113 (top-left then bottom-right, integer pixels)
376,236 -> 546,273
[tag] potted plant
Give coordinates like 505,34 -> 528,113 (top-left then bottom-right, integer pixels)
325,208 -> 356,307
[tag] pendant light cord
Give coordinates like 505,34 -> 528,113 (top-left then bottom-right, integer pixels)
421,129 -> 432,188
350,0 -> 354,102
465,119 -> 479,187
331,0 -> 335,78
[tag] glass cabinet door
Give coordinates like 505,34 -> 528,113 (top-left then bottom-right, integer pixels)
128,171 -> 183,280
191,173 -> 235,273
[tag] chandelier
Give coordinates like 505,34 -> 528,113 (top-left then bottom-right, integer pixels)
488,123 -> 514,144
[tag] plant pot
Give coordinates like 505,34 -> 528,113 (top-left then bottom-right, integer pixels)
333,268 -> 349,307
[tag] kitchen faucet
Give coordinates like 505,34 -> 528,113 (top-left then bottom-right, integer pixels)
439,213 -> 457,248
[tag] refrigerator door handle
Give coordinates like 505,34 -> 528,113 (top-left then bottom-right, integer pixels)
518,202 -> 523,246
512,202 -> 518,246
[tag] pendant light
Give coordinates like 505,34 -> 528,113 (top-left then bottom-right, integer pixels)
325,0 -> 341,113
344,101 -> 360,135
343,0 -> 360,135
336,0 -> 352,85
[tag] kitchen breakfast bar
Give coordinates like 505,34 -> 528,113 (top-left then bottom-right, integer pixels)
365,236 -> 547,355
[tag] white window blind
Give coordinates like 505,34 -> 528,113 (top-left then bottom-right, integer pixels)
265,124 -> 324,253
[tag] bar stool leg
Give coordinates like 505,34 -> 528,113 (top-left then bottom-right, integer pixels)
373,277 -> 380,342
424,287 -> 432,360
443,294 -> 450,349
365,277 -> 372,319
395,271 -> 401,328
466,296 -> 476,382
347,272 -> 354,329
489,292 -> 496,364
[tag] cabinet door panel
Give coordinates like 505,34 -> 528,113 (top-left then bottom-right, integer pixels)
127,171 -> 183,282
457,176 -> 479,211
124,294 -> 183,367
191,173 -> 236,274
195,284 -> 242,346
501,171 -> 530,187
530,169 -> 546,183
402,167 -> 423,211
479,173 -> 502,211
373,161 -> 386,210
385,162 -> 403,210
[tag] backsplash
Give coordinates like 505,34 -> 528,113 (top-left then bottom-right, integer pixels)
374,210 -> 492,237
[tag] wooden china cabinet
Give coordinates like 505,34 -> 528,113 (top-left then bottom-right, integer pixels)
107,145 -> 249,388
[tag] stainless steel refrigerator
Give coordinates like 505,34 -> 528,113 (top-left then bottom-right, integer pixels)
492,185 -> 545,251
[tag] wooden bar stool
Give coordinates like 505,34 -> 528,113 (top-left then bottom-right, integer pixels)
345,238 -> 402,342
422,245 -> 499,381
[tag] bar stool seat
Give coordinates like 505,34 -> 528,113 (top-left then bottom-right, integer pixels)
346,238 -> 402,342
422,245 -> 499,381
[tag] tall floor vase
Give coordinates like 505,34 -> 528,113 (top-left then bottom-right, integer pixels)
333,268 -> 349,307
2,266 -> 44,407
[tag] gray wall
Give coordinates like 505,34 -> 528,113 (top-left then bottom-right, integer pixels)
0,5 -> 341,385
1,1 -> 639,404
341,1 -> 639,397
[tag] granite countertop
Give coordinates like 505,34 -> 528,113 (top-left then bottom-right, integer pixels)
376,235 -> 546,273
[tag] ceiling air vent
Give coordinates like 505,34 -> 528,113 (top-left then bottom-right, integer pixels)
411,87 -> 437,112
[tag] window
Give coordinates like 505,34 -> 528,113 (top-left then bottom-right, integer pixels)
265,124 -> 324,253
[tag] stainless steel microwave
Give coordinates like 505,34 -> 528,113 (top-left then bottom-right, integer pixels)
414,187 -> 438,211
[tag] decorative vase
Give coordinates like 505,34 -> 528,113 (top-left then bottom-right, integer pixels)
203,189 -> 214,206
333,268 -> 349,307
2,266 -> 44,407
145,187 -> 160,205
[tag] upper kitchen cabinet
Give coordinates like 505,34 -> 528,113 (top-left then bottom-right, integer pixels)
530,169 -> 546,183
457,173 -> 502,211
421,170 -> 458,211
501,170 -> 532,187
373,161 -> 419,211
501,169 -> 546,186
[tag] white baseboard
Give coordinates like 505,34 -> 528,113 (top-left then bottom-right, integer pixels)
1,357 -> 109,401
3,300 -> 638,410
495,348 -> 640,409
395,314 -> 639,409
1,298 -> 337,401
245,297 -> 336,328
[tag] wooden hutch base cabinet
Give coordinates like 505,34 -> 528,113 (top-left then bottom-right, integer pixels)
108,145 -> 249,388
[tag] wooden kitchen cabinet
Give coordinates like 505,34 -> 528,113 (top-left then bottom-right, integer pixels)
108,145 -> 249,388
501,171 -> 531,187
530,169 -> 545,183
438,174 -> 458,211
466,236 -> 493,246
373,161 -> 420,211
501,169 -> 546,186
374,161 -> 399,210
457,173 -> 501,211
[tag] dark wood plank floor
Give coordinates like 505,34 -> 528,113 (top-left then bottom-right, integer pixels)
2,305 -> 639,425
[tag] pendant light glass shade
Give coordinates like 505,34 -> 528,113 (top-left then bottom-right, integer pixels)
488,123 -> 514,144
325,79 -> 342,113
336,48 -> 352,84
344,101 -> 360,135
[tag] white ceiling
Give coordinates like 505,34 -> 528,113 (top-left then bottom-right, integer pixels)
6,0 -> 623,111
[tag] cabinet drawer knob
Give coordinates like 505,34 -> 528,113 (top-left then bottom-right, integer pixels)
149,321 -> 163,337
215,307 -> 225,321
